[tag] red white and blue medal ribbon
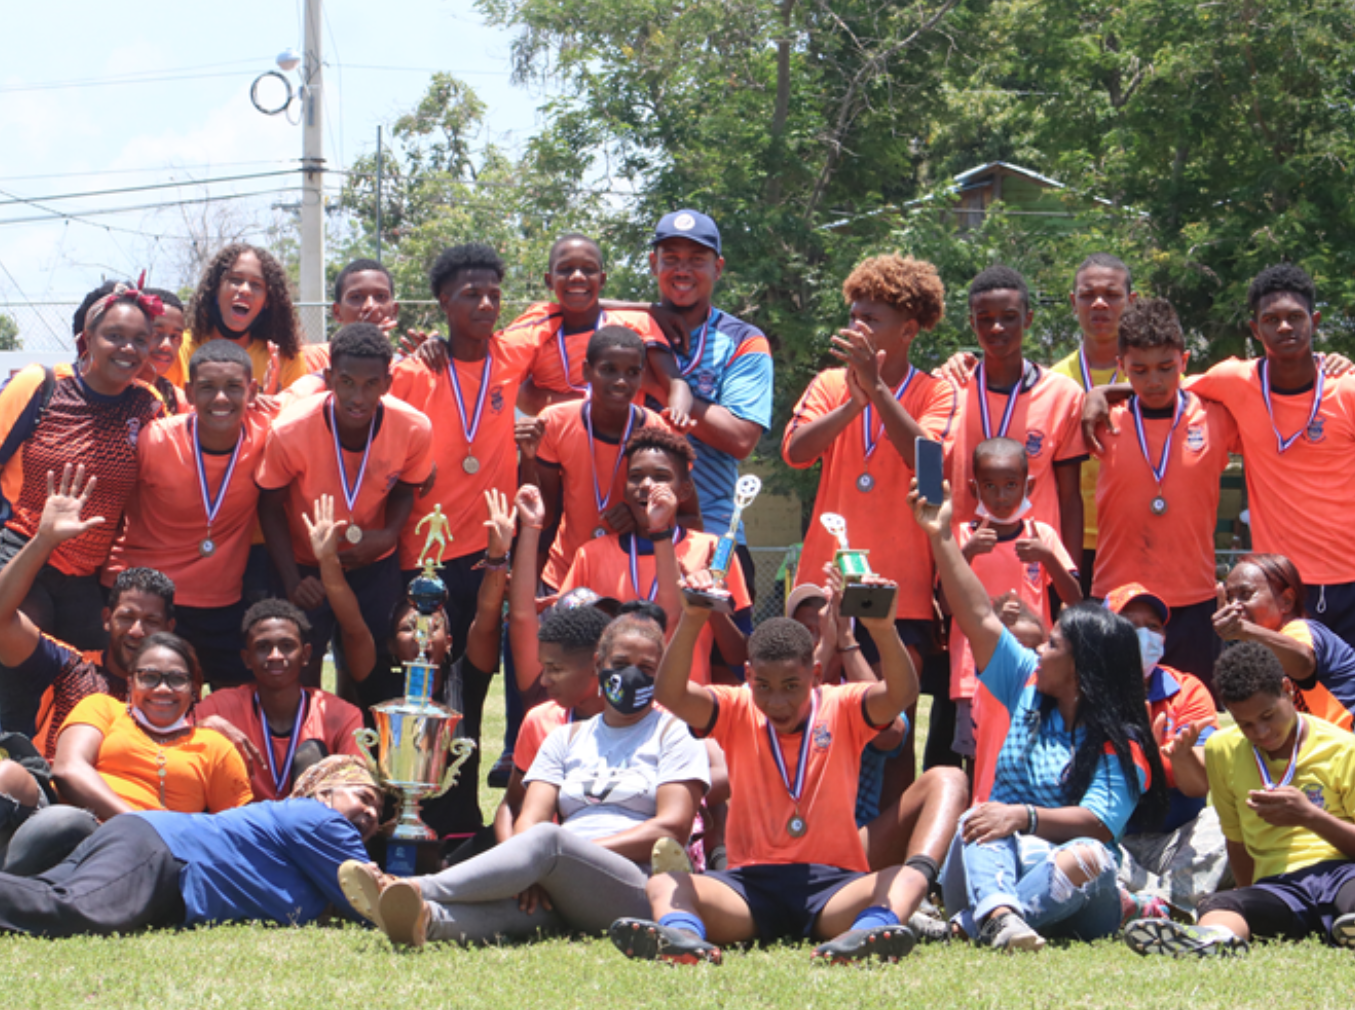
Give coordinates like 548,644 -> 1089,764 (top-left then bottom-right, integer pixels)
1252,715 -> 1305,791
190,415 -> 242,538
327,395 -> 376,518
1259,356 -> 1324,454
585,402 -> 637,515
861,365 -> 917,460
447,353 -> 493,451
1130,390 -> 1186,486
766,687 -> 819,836
627,532 -> 663,601
677,310 -> 714,377
255,690 -> 308,796
1078,349 -> 1119,392
976,360 -> 1023,439
556,311 -> 606,393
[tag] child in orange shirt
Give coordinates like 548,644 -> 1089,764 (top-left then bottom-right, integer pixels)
257,323 -> 433,699
610,579 -> 967,964
952,437 -> 1081,780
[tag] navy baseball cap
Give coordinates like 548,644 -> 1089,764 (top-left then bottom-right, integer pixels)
650,209 -> 721,256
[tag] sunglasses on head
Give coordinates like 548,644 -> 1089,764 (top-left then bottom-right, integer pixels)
133,668 -> 192,691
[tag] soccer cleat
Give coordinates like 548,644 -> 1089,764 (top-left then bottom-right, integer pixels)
650,837 -> 694,876
609,918 -> 722,965
1331,913 -> 1355,949
1123,918 -> 1248,958
378,880 -> 431,948
979,911 -> 1046,952
812,924 -> 917,964
908,909 -> 951,944
337,860 -> 386,931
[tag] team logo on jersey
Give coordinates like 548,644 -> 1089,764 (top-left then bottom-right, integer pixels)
1025,563 -> 1042,587
1186,424 -> 1206,452
693,370 -> 718,398
1307,417 -> 1325,443
812,722 -> 832,751
384,471 -> 400,492
126,418 -> 141,447
1303,784 -> 1326,808
490,385 -> 505,414
1025,429 -> 1045,458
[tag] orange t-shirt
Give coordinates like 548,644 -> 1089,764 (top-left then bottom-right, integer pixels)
945,362 -> 1086,532
1092,393 -> 1238,605
195,685 -> 365,801
61,693 -> 252,812
103,409 -> 272,608
302,343 -> 331,374
536,401 -> 675,589
559,529 -> 751,687
277,372 -> 327,411
701,682 -> 879,871
1187,360 -> 1355,585
255,392 -> 434,568
389,331 -> 537,567
173,331 -> 310,395
507,303 -> 665,398
513,701 -> 571,775
0,364 -> 163,576
950,519 -> 1073,701
783,366 -> 957,620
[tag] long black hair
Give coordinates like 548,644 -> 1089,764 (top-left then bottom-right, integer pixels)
1055,604 -> 1168,828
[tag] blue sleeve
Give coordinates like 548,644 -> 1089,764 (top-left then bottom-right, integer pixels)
1079,749 -> 1149,840
976,629 -> 1039,716
280,804 -> 374,921
716,346 -> 773,431
0,635 -> 72,737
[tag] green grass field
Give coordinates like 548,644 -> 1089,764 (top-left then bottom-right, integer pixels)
0,683 -> 1342,1009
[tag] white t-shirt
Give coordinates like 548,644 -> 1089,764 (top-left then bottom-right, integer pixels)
524,707 -> 710,843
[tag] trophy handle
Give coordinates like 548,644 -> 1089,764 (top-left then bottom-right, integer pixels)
353,727 -> 384,783
433,737 -> 477,797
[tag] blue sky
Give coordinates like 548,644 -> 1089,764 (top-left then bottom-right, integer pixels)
0,0 -> 542,310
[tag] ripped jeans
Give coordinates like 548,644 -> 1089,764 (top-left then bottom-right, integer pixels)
941,820 -> 1121,941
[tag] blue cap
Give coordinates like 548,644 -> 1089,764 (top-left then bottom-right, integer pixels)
650,209 -> 721,256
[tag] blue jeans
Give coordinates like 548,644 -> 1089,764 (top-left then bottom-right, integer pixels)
941,816 -> 1121,941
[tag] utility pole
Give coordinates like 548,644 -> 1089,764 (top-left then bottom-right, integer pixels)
375,125 -> 383,265
299,0 -> 325,325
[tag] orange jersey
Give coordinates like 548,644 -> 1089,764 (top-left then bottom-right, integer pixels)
783,366 -> 957,620
104,409 -> 272,608
559,529 -> 751,687
255,392 -> 434,568
173,330 -> 309,395
1187,360 -> 1355,585
536,401 -> 674,589
277,372 -> 327,411
506,302 -> 665,398
950,519 -> 1072,701
1092,393 -> 1238,605
195,685 -> 365,801
389,332 -> 537,566
513,701 -> 571,775
301,342 -> 331,374
971,680 -> 1007,804
944,363 -> 1086,531
702,682 -> 880,871
0,364 -> 163,576
63,693 -> 252,812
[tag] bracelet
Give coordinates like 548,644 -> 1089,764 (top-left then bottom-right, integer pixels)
648,527 -> 675,542
474,554 -> 510,572
838,643 -> 862,654
1025,804 -> 1039,835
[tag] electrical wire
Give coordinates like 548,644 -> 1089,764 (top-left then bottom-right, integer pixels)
0,58 -> 273,95
0,170 -> 302,209
0,188 -> 304,228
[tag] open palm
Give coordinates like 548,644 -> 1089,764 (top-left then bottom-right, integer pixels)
38,465 -> 104,543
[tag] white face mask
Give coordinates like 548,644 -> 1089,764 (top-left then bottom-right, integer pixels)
975,497 -> 1033,523
1136,627 -> 1165,677
128,704 -> 192,736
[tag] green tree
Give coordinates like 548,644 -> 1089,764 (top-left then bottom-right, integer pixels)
0,314 -> 20,351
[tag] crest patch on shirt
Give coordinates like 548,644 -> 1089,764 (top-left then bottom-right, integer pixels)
1025,429 -> 1045,458
1186,424 -> 1206,452
812,722 -> 832,751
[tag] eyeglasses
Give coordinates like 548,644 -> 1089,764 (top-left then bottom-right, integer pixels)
133,669 -> 193,691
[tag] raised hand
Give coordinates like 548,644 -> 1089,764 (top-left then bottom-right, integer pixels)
302,494 -> 347,565
515,416 -> 545,460
830,326 -> 882,393
908,477 -> 953,540
515,484 -> 547,530
646,483 -> 678,533
1212,582 -> 1247,641
484,488 -> 518,557
37,465 -> 105,545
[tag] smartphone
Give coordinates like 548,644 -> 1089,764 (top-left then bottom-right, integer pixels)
915,436 -> 944,505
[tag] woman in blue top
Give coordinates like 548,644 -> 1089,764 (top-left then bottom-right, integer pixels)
912,481 -> 1166,951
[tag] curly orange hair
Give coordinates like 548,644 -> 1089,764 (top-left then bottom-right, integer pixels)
842,253 -> 946,330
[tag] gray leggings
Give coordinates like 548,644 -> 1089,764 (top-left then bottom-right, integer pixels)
418,822 -> 649,943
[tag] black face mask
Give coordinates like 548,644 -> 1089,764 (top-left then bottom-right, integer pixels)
600,664 -> 654,716
208,297 -> 253,339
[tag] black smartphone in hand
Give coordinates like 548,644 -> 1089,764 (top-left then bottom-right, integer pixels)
915,437 -> 944,505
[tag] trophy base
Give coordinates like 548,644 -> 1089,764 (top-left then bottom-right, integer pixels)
841,582 -> 897,618
682,586 -> 734,614
383,837 -> 445,876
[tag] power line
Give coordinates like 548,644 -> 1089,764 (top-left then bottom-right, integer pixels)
0,160 -> 302,184
0,188 -> 303,228
0,58 -> 272,95
0,170 -> 302,209
337,63 -> 513,77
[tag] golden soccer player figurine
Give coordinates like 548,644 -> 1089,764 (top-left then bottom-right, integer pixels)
415,504 -> 453,572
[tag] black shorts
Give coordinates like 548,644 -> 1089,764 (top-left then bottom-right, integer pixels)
1307,582 -> 1355,652
856,618 -> 936,665
705,863 -> 862,942
175,599 -> 250,688
1198,859 -> 1355,942
1162,596 -> 1222,700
